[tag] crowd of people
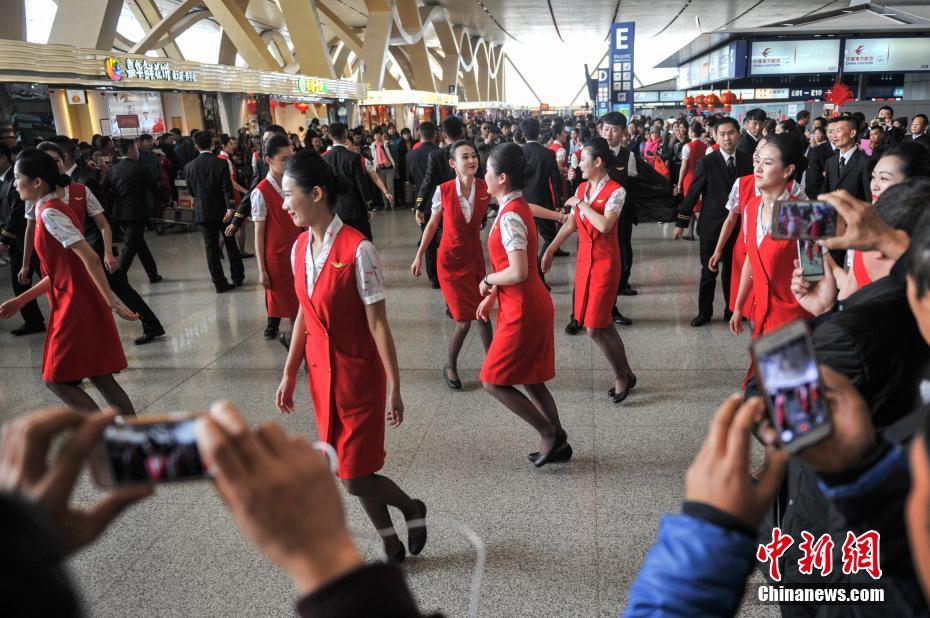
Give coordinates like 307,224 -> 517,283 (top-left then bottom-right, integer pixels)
2,99 -> 930,616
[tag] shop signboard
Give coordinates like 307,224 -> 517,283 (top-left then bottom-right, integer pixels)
750,40 -> 840,75
105,57 -> 196,83
65,89 -> 86,105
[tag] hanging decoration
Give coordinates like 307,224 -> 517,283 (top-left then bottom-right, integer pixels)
720,91 -> 737,106
705,93 -> 720,111
824,79 -> 854,107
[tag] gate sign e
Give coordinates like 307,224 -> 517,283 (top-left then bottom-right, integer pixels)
609,22 -> 635,117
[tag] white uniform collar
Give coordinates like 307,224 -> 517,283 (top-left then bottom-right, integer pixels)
499,190 -> 522,209
265,172 -> 284,197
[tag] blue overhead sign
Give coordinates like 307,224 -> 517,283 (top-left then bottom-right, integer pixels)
610,22 -> 635,118
596,67 -> 609,118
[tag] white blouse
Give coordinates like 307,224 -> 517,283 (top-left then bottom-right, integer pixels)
491,190 -> 527,252
753,189 -> 791,248
727,180 -> 808,213
574,175 -> 625,222
33,192 -> 85,248
250,173 -> 283,222
290,215 -> 385,305
430,177 -> 476,223
26,185 -> 103,221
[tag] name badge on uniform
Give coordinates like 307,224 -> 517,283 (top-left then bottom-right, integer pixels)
330,261 -> 348,269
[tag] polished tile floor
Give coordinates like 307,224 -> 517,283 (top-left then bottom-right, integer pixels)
0,212 -> 776,617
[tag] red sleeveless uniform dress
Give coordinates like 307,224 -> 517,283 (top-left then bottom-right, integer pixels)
437,178 -> 489,321
852,252 -> 873,288
293,225 -> 386,479
34,196 -> 127,382
257,179 -> 301,318
480,196 -> 555,385
744,194 -> 811,339
573,179 -> 623,329
730,175 -> 757,320
682,139 -> 708,213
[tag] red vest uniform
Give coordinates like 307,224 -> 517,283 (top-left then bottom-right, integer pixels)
65,183 -> 88,223
219,152 -> 241,204
548,141 -> 568,206
682,139 -> 708,214
257,179 -> 301,318
480,196 -> 555,385
852,251 -> 872,288
437,178 -> 490,321
744,194 -> 811,339
573,179 -> 622,329
730,175 -> 756,320
293,225 -> 386,479
34,196 -> 126,382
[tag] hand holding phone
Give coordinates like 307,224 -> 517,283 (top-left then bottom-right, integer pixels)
752,321 -> 833,453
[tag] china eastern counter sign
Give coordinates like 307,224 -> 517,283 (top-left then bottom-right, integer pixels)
105,57 -> 196,83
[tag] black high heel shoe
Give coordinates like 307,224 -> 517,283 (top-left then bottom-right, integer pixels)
383,537 -> 406,563
608,373 -> 637,403
530,430 -> 570,468
406,499 -> 428,555
527,443 -> 573,464
442,366 -> 462,390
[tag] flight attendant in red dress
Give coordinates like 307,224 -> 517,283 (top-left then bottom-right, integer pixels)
478,143 -> 569,467
0,149 -> 138,412
541,137 -> 636,403
275,150 -> 426,564
729,135 -> 812,338
411,140 -> 493,389
676,122 -> 708,239
250,135 -> 302,348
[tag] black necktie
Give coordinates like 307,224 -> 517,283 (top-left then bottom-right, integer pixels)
726,155 -> 735,179
839,156 -> 846,174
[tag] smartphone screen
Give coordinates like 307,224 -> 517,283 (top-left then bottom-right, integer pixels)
773,200 -> 838,240
754,324 -> 831,452
797,240 -> 824,280
97,415 -> 208,485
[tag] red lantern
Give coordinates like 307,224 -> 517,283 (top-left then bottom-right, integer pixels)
720,91 -> 736,105
705,93 -> 720,109
295,102 -> 309,112
277,101 -> 289,108
683,95 -> 694,107
824,79 -> 854,107
247,98 -> 256,114
270,100 -> 277,109
694,94 -> 705,106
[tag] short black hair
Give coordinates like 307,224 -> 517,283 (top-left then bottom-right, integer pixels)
915,114 -> 929,126
372,127 -> 383,136
829,116 -> 859,132
139,133 -> 153,143
265,124 -> 286,137
193,131 -> 213,150
796,110 -> 811,122
745,108 -> 767,122
716,116 -> 740,133
601,112 -> 627,128
487,142 -> 533,189
519,117 -> 540,140
264,134 -> 292,159
48,135 -> 76,161
441,116 -> 465,141
418,121 -> 437,141
329,122 -> 348,140
879,105 -> 895,116
116,138 -> 137,157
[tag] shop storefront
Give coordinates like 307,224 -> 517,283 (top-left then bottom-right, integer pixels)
456,101 -> 527,121
0,39 -> 366,144
359,90 -> 458,134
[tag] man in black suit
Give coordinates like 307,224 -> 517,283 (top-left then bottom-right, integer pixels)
519,117 -> 562,284
408,121 -> 441,288
804,129 -> 836,199
823,116 -> 873,201
0,142 -> 44,335
415,115 -> 465,215
49,136 -> 165,344
321,122 -> 374,240
184,130 -> 243,293
906,114 -> 930,148
102,138 -> 165,284
736,108 -> 766,159
674,117 -> 753,326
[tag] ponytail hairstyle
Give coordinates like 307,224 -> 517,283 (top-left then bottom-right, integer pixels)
264,133 -> 292,160
14,148 -> 70,193
487,142 -> 534,190
284,149 -> 349,209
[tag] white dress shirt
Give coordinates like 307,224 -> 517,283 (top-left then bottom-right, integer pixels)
430,177 -> 476,223
26,185 -> 103,221
34,192 -> 85,248
250,173 -> 283,222
492,190 -> 528,252
575,175 -> 625,222
609,145 -> 638,177
290,215 -> 385,305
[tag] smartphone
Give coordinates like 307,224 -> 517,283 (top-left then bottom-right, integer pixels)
91,413 -> 209,487
752,321 -> 832,453
797,240 -> 824,281
772,200 -> 838,240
